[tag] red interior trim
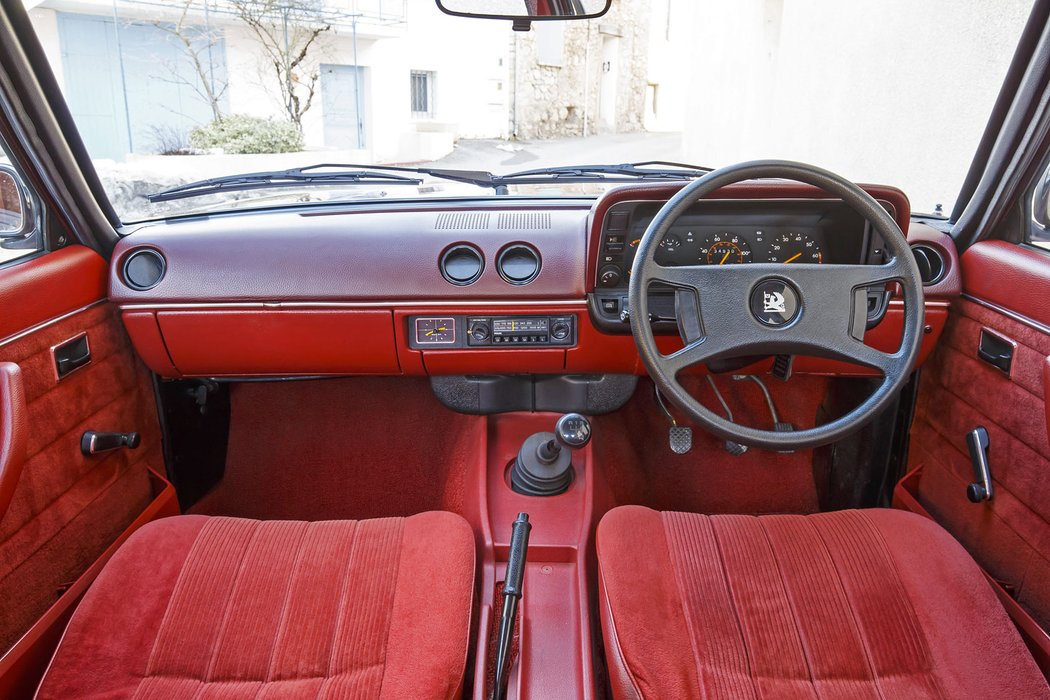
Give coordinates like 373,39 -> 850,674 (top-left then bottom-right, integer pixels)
1044,356 -> 1050,449
0,247 -> 106,342
154,309 -> 401,376
0,470 -> 178,700
128,301 -> 947,378
894,466 -> 1050,678
463,413 -> 597,699
0,363 -> 26,523
962,241 -> 1050,328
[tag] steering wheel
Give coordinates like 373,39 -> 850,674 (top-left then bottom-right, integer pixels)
629,160 -> 924,451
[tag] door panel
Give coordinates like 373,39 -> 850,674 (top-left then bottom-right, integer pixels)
0,247 -> 165,658
907,240 -> 1050,630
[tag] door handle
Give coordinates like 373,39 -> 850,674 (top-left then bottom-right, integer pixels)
978,328 -> 1015,374
0,362 -> 27,521
52,332 -> 91,379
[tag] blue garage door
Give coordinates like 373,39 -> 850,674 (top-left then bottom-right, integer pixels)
58,12 -> 228,160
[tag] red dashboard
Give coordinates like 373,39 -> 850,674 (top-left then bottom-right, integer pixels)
110,182 -> 959,379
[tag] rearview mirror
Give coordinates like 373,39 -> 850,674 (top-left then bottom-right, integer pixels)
435,0 -> 611,23
0,166 -> 27,237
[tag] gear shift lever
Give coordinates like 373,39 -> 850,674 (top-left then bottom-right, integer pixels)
510,413 -> 591,496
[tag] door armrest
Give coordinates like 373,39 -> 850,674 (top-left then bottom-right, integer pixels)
0,362 -> 26,522
1044,356 -> 1050,449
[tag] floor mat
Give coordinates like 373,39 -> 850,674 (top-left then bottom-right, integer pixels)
191,378 -> 483,521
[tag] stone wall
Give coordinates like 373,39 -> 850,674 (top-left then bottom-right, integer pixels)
510,0 -> 650,139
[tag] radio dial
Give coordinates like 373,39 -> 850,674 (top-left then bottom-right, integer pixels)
551,320 -> 571,341
470,321 -> 491,342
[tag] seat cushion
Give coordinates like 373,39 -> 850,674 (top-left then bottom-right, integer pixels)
597,505 -> 1050,699
36,512 -> 475,700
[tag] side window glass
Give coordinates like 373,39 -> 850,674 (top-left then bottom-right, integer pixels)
1028,158 -> 1050,251
0,145 -> 43,266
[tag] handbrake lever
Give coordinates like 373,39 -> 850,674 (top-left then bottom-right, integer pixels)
493,512 -> 531,700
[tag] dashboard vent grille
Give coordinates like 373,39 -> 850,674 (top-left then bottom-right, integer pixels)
435,212 -> 490,230
498,211 -> 552,230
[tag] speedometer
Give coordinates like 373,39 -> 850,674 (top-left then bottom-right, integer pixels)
699,233 -> 752,265
765,232 -> 823,264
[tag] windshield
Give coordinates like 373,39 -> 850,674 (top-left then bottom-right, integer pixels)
25,0 -> 1032,223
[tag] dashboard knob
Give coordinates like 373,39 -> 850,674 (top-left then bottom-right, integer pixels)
470,321 -> 491,342
551,320 -> 571,340
598,264 -> 622,287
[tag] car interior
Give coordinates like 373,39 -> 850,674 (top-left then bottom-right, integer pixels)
2,0 -> 1050,698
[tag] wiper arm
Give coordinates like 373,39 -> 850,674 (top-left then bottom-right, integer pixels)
490,160 -> 713,189
147,162 -> 505,204
146,163 -> 430,203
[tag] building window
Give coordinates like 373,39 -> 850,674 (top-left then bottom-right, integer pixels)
411,70 -> 435,117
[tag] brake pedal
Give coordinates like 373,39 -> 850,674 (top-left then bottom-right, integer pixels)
655,385 -> 692,454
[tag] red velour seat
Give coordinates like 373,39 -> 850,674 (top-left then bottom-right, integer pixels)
597,506 -> 1050,699
36,512 -> 475,699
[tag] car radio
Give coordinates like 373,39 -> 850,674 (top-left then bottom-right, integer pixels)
408,315 -> 575,349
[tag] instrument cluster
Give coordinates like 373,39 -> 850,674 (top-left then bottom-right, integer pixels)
596,199 -> 884,289
646,227 -> 825,267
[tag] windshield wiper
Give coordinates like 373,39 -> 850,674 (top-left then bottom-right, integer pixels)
146,160 -> 715,203
147,163 -> 440,203
489,161 -> 713,191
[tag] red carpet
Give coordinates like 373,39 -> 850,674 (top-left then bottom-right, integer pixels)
192,378 -> 483,521
193,375 -> 822,522
593,376 -> 824,515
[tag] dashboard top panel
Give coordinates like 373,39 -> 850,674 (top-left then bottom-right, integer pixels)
110,206 -> 590,304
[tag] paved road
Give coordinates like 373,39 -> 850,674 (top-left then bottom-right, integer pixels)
424,131 -> 686,174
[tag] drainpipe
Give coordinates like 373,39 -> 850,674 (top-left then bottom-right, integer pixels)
110,0 -> 134,154
510,32 -> 518,139
582,21 -> 591,138
351,13 -> 364,153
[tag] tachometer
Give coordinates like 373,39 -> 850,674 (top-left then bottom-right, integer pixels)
700,233 -> 752,265
765,232 -> 823,264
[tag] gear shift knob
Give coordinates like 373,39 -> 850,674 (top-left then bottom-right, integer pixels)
555,413 -> 592,449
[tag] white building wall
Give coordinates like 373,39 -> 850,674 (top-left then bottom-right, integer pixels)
675,0 -> 1032,213
29,0 -> 510,164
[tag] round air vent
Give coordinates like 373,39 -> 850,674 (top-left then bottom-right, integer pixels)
122,249 -> 166,291
911,244 -> 945,286
497,243 -> 541,285
440,244 -> 484,286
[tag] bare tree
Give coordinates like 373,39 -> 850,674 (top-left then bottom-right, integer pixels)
152,0 -> 228,121
229,0 -> 331,131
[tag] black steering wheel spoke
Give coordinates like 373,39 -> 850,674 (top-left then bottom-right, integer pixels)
628,160 -> 925,451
